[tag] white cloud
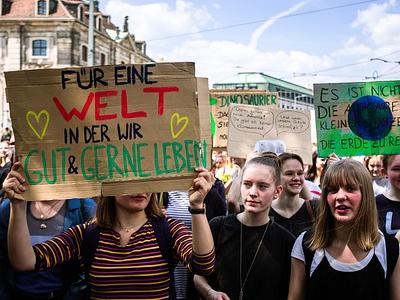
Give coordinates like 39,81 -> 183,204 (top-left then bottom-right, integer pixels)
105,0 -> 213,41
352,0 -> 400,45
103,0 -> 400,88
212,2 -> 221,10
333,37 -> 372,57
157,38 -> 333,86
249,1 -> 308,49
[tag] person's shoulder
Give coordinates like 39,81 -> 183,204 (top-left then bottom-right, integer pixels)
270,220 -> 295,243
381,231 -> 399,251
375,193 -> 387,201
375,193 -> 391,208
0,198 -> 10,211
66,198 -> 96,209
0,198 -> 11,219
209,214 -> 228,225
166,216 -> 184,225
209,214 -> 236,229
165,216 -> 189,233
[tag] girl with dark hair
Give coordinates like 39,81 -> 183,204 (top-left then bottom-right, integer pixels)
194,154 -> 294,300
269,153 -> 317,237
289,159 -> 400,300
376,154 -> 400,237
4,162 -> 215,300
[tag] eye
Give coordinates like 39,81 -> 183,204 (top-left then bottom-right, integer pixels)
297,171 -> 304,176
258,184 -> 269,190
284,172 -> 294,177
242,182 -> 251,188
327,186 -> 338,193
345,185 -> 358,192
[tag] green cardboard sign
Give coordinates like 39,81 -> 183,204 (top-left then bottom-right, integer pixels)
314,81 -> 400,157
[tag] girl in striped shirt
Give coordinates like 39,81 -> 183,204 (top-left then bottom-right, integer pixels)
4,162 -> 215,300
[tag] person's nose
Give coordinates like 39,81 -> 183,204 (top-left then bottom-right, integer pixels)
292,173 -> 300,180
335,188 -> 347,201
249,185 -> 258,198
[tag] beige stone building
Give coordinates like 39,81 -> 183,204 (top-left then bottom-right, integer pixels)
0,0 -> 153,127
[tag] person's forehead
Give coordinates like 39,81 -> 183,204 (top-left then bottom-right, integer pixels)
369,157 -> 382,164
388,155 -> 400,167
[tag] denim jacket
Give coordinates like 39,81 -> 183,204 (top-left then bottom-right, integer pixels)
0,198 -> 96,300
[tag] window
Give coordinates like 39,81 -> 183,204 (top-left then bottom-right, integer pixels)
37,0 -> 47,15
100,53 -> 106,65
32,39 -> 47,56
81,45 -> 88,62
96,16 -> 102,31
2,0 -> 11,15
248,84 -> 258,89
77,5 -> 84,21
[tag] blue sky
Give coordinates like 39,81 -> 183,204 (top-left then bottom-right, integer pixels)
100,0 -> 400,89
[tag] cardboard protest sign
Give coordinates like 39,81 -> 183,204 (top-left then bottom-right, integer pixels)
227,104 -> 312,164
5,62 -> 210,200
210,89 -> 279,148
314,81 -> 400,157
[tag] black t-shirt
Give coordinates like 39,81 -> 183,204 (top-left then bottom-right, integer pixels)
300,231 -> 398,300
208,214 -> 295,300
269,201 -> 315,237
376,194 -> 400,236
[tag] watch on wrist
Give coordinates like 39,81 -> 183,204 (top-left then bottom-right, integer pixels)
188,205 -> 206,214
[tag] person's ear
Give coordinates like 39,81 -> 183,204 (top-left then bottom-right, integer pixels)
274,185 -> 283,199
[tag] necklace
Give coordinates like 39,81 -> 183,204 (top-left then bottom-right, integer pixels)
35,201 -> 64,230
119,225 -> 139,233
118,218 -> 148,233
239,219 -> 270,300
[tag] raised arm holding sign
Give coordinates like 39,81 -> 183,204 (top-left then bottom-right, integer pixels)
4,62 -> 215,299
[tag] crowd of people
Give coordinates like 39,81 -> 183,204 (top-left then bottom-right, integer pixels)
0,120 -> 399,300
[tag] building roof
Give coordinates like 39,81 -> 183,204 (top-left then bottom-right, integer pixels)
214,72 -> 312,95
0,0 -> 73,18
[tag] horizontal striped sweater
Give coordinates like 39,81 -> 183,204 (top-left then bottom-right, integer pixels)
33,218 -> 214,300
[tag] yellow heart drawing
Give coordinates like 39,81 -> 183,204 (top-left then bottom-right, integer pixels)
26,110 -> 50,140
170,112 -> 189,139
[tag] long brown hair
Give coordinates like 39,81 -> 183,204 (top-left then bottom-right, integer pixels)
308,159 -> 379,251
95,194 -> 163,228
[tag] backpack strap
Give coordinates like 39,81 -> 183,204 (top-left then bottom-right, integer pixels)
81,223 -> 101,280
305,200 -> 317,220
305,200 -> 313,221
150,216 -> 177,300
80,199 -> 87,221
301,231 -> 315,280
150,216 -> 175,263
384,233 -> 399,282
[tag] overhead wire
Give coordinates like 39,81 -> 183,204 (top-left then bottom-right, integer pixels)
279,49 -> 400,79
148,0 -> 381,41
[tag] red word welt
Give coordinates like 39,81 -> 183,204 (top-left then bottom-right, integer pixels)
52,86 -> 179,121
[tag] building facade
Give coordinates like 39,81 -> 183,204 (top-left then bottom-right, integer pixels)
0,0 -> 153,127
213,72 -> 314,111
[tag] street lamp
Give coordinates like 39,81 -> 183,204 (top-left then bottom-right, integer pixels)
88,0 -> 94,66
365,70 -> 380,80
